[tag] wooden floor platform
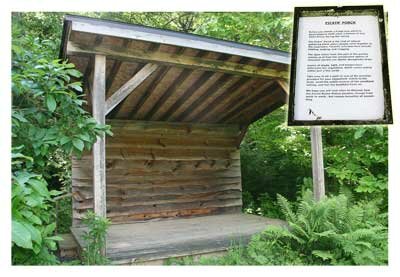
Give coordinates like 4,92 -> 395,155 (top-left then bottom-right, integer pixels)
71,213 -> 285,264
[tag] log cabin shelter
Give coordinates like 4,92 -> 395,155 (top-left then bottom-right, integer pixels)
60,15 -> 290,264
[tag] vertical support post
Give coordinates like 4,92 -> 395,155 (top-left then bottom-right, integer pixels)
92,54 -> 107,218
310,126 -> 325,201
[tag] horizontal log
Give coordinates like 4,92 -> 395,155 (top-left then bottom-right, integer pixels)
73,159 -> 240,172
107,198 -> 242,215
73,173 -> 241,184
108,208 -> 217,222
73,190 -> 242,210
73,198 -> 242,219
73,206 -> 242,224
107,119 -> 241,137
105,136 -> 238,150
72,176 -> 242,188
74,149 -> 240,161
73,162 -> 240,176
73,182 -> 241,200
68,41 -> 288,79
72,167 -> 241,181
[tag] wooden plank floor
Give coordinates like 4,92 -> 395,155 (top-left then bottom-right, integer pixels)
71,213 -> 285,264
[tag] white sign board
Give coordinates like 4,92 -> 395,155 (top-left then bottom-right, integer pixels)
288,6 -> 392,126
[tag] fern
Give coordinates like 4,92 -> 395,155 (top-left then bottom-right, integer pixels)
260,191 -> 387,265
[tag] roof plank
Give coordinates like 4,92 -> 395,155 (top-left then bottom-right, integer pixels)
67,41 -> 288,79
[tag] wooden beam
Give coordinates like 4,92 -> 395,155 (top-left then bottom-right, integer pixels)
105,63 -> 158,115
277,79 -> 289,94
236,125 -> 249,148
67,41 -> 289,79
92,54 -> 107,218
67,15 -> 290,64
310,126 -> 325,201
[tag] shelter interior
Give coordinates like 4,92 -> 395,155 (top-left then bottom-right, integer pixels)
61,15 -> 290,263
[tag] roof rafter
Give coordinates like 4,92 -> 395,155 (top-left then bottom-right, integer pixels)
67,41 -> 289,80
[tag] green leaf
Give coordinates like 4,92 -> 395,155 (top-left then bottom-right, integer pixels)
72,138 -> 84,151
46,94 -> 57,112
78,133 -> 91,142
26,193 -> 44,207
67,69 -> 82,78
60,136 -> 70,145
312,250 -> 334,261
69,82 -> 83,92
14,171 -> 37,186
354,128 -> 366,139
12,220 -> 33,249
28,178 -> 49,197
22,221 -> 42,245
43,222 -> 56,236
46,235 -> 64,241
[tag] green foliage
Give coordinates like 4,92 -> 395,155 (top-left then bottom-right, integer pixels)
272,191 -> 388,265
169,192 -> 387,265
324,127 -> 388,204
11,19 -> 111,264
196,12 -> 292,51
81,211 -> 110,265
241,107 -> 388,213
241,107 -> 311,204
243,192 -> 283,219
11,149 -> 62,265
56,197 -> 72,234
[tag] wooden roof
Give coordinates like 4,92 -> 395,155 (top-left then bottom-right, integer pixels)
60,15 -> 290,125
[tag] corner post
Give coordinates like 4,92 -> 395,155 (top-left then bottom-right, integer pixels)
92,54 -> 107,218
310,126 -> 325,201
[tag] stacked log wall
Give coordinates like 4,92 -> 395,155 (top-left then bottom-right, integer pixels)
71,120 -> 243,225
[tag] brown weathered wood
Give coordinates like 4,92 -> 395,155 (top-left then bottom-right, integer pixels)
71,120 -> 242,224
125,47 -> 184,120
108,119 -> 241,137
193,77 -> 249,122
105,63 -> 158,114
92,54 -> 107,218
310,126 -> 325,201
236,126 -> 249,147
71,214 -> 286,262
75,158 -> 240,171
107,43 -> 159,118
72,176 -> 241,188
277,79 -> 289,95
219,81 -> 276,123
67,41 -> 288,79
248,100 -> 286,124
74,190 -> 242,210
227,85 -> 284,123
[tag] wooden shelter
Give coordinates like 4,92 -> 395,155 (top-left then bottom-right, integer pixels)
60,15 -> 290,264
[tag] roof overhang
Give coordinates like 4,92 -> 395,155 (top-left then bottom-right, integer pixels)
60,15 -> 290,126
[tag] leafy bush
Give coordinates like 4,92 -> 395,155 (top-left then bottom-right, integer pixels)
11,25 -> 111,264
81,211 -> 110,265
324,127 -> 388,208
12,149 -> 62,265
